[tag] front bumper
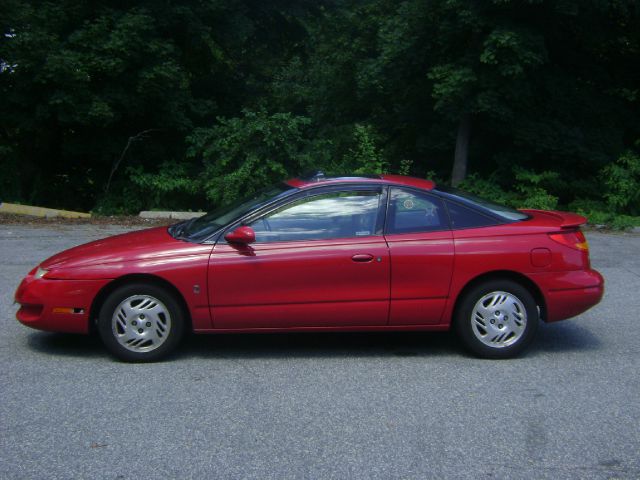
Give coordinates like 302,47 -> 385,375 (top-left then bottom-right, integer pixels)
530,269 -> 605,322
14,273 -> 110,334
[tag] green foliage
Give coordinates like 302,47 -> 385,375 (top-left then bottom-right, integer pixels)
424,170 -> 443,184
459,173 -> 516,205
1,1 -> 312,210
340,124 -> 387,175
428,65 -> 476,115
602,149 -> 640,216
460,168 -> 558,210
609,215 -> 640,230
567,198 -> 608,217
2,0 -> 640,217
562,147 -> 640,229
512,169 -> 559,211
568,205 -> 640,231
479,28 -> 546,78
398,159 -> 413,176
93,185 -> 146,216
188,110 -> 313,206
127,161 -> 202,209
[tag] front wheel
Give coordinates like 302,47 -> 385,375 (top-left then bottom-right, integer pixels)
98,283 -> 185,362
454,280 -> 539,359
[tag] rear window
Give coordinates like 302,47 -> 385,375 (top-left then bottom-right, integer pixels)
436,186 -> 528,222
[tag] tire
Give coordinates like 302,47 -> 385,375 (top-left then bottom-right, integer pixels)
454,279 -> 539,359
98,283 -> 185,362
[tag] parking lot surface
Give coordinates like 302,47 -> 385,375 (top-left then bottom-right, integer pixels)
1,224 -> 639,479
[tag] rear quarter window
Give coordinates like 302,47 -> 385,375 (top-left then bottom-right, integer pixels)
445,201 -> 499,229
386,188 -> 447,234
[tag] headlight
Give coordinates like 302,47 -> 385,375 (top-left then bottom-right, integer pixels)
34,267 -> 49,279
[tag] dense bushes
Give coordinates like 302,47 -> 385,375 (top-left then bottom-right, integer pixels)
459,148 -> 640,229
2,1 -> 639,229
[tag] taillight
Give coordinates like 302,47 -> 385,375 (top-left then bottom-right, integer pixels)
548,230 -> 589,251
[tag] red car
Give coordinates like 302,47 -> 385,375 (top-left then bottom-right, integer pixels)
15,173 -> 604,362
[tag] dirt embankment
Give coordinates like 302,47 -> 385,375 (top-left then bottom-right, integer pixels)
0,213 -> 172,227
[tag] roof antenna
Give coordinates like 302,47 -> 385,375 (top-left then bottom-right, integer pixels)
303,170 -> 326,182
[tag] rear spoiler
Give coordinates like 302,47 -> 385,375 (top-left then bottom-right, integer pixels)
522,210 -> 588,228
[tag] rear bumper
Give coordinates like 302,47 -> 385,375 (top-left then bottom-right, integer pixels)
530,269 -> 604,322
14,274 -> 109,334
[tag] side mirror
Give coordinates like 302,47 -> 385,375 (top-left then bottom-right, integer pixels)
224,226 -> 256,245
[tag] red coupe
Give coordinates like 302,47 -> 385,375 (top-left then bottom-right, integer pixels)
15,173 -> 604,361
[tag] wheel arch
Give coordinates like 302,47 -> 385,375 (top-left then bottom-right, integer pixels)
452,270 -> 547,322
88,274 -> 192,334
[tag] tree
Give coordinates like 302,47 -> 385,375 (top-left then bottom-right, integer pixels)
0,0 -> 316,210
1,0 -> 639,213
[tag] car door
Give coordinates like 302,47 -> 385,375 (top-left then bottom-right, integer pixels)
208,186 -> 390,329
384,187 -> 454,325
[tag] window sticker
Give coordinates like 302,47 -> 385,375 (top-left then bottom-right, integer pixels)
403,199 -> 415,210
355,230 -> 371,236
425,204 -> 437,217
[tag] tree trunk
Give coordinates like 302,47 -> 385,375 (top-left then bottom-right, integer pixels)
451,112 -> 471,187
104,129 -> 159,194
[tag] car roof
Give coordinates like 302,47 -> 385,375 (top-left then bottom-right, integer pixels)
285,173 -> 436,191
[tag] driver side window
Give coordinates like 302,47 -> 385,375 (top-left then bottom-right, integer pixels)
249,190 -> 382,243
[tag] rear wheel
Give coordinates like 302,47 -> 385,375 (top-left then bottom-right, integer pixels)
98,283 -> 184,362
454,279 -> 538,359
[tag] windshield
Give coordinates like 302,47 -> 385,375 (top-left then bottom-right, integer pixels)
172,183 -> 295,242
436,186 -> 529,221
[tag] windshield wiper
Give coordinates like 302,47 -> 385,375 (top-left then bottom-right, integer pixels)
170,218 -> 198,240
169,220 -> 188,239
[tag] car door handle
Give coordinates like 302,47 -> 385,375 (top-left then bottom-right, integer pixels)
351,254 -> 374,263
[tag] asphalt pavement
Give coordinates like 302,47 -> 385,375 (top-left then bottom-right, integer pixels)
0,223 -> 639,479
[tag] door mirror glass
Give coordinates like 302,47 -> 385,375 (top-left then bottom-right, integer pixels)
224,226 -> 256,244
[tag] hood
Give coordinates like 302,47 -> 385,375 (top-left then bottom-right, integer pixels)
41,226 -> 210,270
